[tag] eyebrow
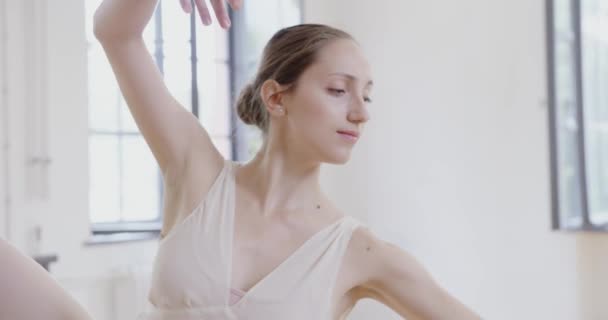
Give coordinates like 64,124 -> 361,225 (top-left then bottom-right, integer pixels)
328,72 -> 374,86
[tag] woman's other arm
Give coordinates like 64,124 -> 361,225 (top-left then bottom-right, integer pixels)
0,238 -> 94,320
354,229 -> 483,320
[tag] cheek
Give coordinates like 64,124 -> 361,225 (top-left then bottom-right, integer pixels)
288,90 -> 344,141
302,92 -> 343,122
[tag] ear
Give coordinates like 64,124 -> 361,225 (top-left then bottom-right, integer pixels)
260,79 -> 289,116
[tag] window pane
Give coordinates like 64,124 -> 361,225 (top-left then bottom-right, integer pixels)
552,0 -> 585,228
198,63 -> 231,136
119,95 -> 139,133
88,45 -> 121,132
278,0 -> 302,27
143,4 -> 158,53
196,21 -> 226,63
162,1 -> 192,109
554,0 -> 575,34
243,0 -> 302,63
89,135 -> 121,223
215,22 -> 229,61
121,135 -> 161,221
557,126 -> 585,226
195,21 -> 230,129
213,136 -> 233,160
581,0 -> 608,224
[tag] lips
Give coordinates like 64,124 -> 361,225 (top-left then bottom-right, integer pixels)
337,130 -> 360,138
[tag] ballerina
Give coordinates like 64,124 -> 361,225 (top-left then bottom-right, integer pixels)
0,1 -> 482,319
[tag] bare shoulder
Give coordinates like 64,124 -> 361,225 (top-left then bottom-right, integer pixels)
346,226 -> 482,319
348,226 -> 421,285
340,224 -> 390,298
345,225 -> 399,286
324,214 -> 420,294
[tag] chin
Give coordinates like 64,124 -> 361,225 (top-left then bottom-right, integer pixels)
322,151 -> 352,165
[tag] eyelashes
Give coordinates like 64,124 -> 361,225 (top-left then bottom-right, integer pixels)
328,88 -> 373,103
328,88 -> 346,96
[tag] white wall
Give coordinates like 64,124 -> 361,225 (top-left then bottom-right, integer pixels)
309,0 -> 608,319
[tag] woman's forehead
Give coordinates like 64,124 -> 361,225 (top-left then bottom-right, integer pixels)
307,61 -> 373,87
313,41 -> 372,82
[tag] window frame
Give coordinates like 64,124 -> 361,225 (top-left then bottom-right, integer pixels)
87,2 -> 237,241
546,0 -> 608,232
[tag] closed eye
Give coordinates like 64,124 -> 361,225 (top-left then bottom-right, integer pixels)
329,88 -> 373,104
329,88 -> 346,95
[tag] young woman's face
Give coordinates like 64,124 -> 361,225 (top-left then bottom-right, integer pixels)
278,38 -> 373,165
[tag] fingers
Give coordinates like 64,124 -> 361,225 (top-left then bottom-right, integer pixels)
227,0 -> 243,11
179,0 -> 192,13
209,0 -> 230,28
194,0 -> 212,26
190,0 -> 243,29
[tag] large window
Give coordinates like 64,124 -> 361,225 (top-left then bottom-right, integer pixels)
85,1 -> 232,235
84,1 -> 302,236
547,0 -> 608,231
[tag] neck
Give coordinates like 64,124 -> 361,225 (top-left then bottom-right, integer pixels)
237,144 -> 325,219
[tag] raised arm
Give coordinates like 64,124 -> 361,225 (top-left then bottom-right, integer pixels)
92,0 -> 239,178
92,0 -> 243,239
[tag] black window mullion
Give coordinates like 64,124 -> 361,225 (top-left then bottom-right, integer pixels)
228,6 -> 248,162
228,7 -> 237,161
546,0 -> 560,230
190,5 -> 199,118
154,1 -> 165,74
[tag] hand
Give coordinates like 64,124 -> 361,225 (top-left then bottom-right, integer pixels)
179,0 -> 243,29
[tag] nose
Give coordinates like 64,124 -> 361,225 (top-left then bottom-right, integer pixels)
347,97 -> 370,123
